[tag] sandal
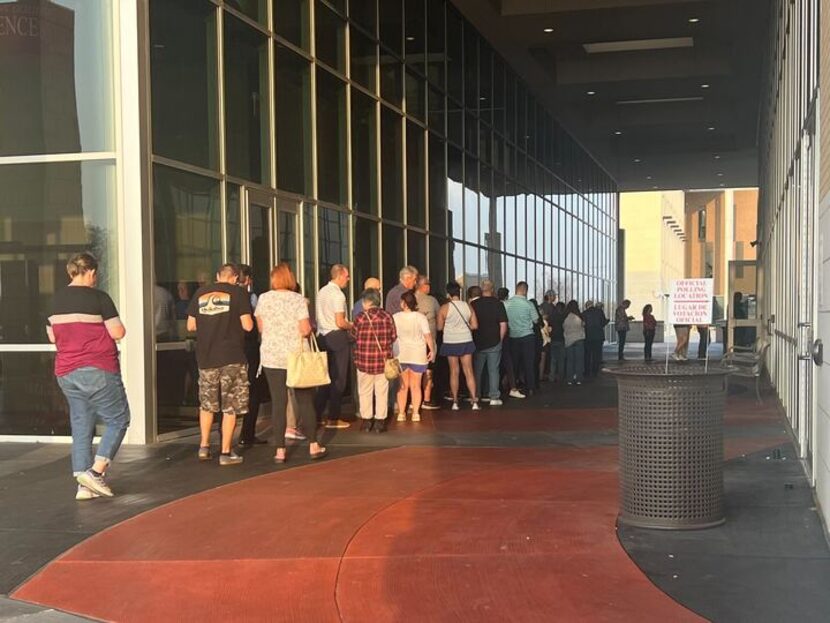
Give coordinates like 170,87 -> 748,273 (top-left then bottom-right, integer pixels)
310,447 -> 328,460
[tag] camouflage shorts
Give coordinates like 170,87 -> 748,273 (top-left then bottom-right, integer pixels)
198,364 -> 249,415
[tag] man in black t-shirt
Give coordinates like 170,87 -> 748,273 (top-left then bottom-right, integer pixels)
186,264 -> 254,465
471,280 -> 509,406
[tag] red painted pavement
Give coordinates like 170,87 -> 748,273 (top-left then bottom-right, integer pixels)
14,446 -> 706,623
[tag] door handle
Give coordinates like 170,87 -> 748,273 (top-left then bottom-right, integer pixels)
812,339 -> 823,366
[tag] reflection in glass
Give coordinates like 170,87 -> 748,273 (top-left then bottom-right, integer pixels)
318,207 -> 349,285
429,236 -> 448,289
464,28 -> 478,108
480,47 -> 492,125
406,122 -> 426,228
275,0 -> 310,50
446,7 -> 463,104
277,204 -> 298,273
381,106 -> 404,221
350,0 -> 377,35
227,184 -> 242,263
153,165 -> 221,326
302,203 -> 316,299
407,230 -> 426,273
426,0 -> 445,87
428,86 -> 445,135
405,70 -> 425,121
316,69 -> 347,204
248,203 -> 272,295
404,0 -> 426,71
1,0 -> 114,156
224,14 -> 268,183
350,26 -> 377,91
0,160 -> 117,344
228,0 -> 267,25
0,353 -> 69,434
352,90 -> 378,215
480,165 -> 494,248
463,155 -> 478,244
316,2 -> 346,72
353,217 -> 379,292
150,0 -> 217,169
275,46 -> 312,195
156,348 -> 200,434
447,146 -> 463,241
380,56 -> 403,107
428,137 -> 447,235
379,0 -> 402,55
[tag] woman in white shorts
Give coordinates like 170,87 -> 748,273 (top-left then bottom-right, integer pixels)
393,290 -> 435,422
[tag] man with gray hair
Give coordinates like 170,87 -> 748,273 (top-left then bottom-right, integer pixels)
385,265 -> 419,314
471,280 -> 509,405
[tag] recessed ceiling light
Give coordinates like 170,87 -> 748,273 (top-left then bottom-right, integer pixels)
652,186 -> 659,189
543,27 -> 554,33
719,183 -> 725,187
717,172 -> 724,176
689,17 -> 700,23
614,130 -> 622,135
701,83 -> 710,89
646,175 -> 653,180
587,90 -> 596,96
406,36 -> 416,42
634,158 -> 641,163
714,155 -> 721,159
479,96 -> 487,101
707,126 -> 716,131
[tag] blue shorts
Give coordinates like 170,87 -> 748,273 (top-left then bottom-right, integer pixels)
440,342 -> 476,357
401,363 -> 428,374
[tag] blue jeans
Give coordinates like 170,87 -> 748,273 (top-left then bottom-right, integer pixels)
566,341 -> 585,382
57,366 -> 131,476
474,344 -> 503,400
550,342 -> 566,381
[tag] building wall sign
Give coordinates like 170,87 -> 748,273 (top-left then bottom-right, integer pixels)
669,278 -> 714,325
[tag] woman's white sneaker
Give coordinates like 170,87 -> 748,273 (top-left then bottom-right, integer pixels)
75,485 -> 100,501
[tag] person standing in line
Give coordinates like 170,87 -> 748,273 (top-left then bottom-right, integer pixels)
549,301 -> 567,383
643,304 -> 657,362
673,324 -> 691,361
314,264 -> 353,429
48,252 -> 131,500
539,291 -> 557,381
285,283 -> 311,442
583,300 -> 609,378
352,277 -> 381,319
530,298 -> 549,387
563,300 -> 586,385
415,275 -> 441,410
504,282 -> 539,397
187,263 -> 253,466
256,263 -> 326,463
437,282 -> 480,411
351,288 -> 397,432
237,264 -> 268,448
394,291 -> 435,422
471,280 -> 509,407
385,266 -> 419,413
497,287 -> 521,397
615,299 -> 634,361
153,283 -> 177,341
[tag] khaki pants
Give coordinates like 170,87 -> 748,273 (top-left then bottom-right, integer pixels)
357,370 -> 389,420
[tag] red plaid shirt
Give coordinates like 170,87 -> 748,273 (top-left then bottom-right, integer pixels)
351,307 -> 398,375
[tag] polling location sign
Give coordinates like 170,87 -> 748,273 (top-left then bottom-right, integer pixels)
669,278 -> 714,325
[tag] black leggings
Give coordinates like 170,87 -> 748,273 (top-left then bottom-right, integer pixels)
263,368 -> 317,446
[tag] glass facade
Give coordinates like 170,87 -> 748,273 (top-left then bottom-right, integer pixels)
0,0 -> 617,440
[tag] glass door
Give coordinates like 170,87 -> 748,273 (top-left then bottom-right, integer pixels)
276,197 -> 300,276
244,188 -> 275,296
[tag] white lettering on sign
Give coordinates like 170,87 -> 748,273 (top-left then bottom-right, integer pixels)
669,278 -> 714,325
0,15 -> 40,38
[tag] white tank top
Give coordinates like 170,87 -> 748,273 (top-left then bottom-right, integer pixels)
443,300 -> 473,344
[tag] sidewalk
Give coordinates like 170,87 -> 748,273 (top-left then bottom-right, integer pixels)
2,372 -> 828,622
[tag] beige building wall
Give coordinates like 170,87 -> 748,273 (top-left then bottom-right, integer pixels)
620,191 -> 685,321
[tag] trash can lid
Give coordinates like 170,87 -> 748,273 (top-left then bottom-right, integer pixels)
603,363 -> 734,378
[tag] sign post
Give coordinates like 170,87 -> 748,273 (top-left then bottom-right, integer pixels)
668,278 -> 715,372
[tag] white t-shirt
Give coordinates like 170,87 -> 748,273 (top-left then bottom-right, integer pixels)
255,290 -> 309,369
315,281 -> 346,335
393,310 -> 431,365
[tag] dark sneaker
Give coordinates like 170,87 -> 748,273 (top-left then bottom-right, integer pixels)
76,470 -> 114,498
359,419 -> 374,432
219,451 -> 244,466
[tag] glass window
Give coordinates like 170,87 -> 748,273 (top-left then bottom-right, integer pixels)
463,155 -> 478,244
316,69 -> 347,204
153,165 -> 220,306
447,99 -> 463,146
429,235 -> 447,287
227,183 -> 242,263
302,203 -> 316,299
150,0 -> 217,169
406,122 -> 426,228
381,106 -> 403,221
379,0 -> 403,55
426,0 -> 445,88
465,113 -> 477,155
404,0 -> 426,72
464,28 -> 478,108
228,0 -> 267,25
447,145 -> 463,240
351,89 -> 378,215
316,1 -> 346,72
350,27 -> 377,91
405,70 -> 426,121
492,56 -> 504,136
382,224 -> 405,291
428,87 -> 445,135
275,0 -> 310,50
353,217 -> 379,292
504,180 -> 516,254
275,46 -> 312,195
0,160 -> 117,343
407,230 -> 426,273
446,7 -> 463,104
350,0 -> 377,36
428,137 -> 447,235
0,353 -> 69,434
224,14 -> 268,183
380,56 -> 403,107
480,164 -> 493,248
318,207 -> 349,285
1,0 -> 114,156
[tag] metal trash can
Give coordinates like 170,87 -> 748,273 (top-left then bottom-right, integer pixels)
607,364 -> 731,530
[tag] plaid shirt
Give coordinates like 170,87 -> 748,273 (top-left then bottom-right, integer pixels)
351,307 -> 398,375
